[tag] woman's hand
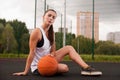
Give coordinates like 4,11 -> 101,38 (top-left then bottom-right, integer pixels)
50,52 -> 56,57
12,71 -> 27,76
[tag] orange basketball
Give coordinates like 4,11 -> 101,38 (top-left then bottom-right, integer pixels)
37,55 -> 58,76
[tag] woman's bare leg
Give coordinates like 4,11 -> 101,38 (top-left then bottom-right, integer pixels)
54,45 -> 102,75
57,63 -> 69,73
55,45 -> 89,69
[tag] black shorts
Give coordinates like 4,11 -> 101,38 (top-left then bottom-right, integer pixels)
32,69 -> 61,76
32,69 -> 40,75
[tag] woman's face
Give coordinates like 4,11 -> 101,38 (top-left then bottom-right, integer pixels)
43,11 -> 57,26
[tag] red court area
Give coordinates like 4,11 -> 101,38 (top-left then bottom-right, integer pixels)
0,58 -> 120,80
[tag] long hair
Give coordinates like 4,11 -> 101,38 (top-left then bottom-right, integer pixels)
48,25 -> 54,45
44,9 -> 57,45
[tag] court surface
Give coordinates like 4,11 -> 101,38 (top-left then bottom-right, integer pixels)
0,58 -> 120,80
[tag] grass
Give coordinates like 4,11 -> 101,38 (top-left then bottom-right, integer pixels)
63,54 -> 120,62
0,53 -> 28,58
0,53 -> 120,62
82,55 -> 120,62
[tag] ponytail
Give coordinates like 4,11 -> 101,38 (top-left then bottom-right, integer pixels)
48,25 -> 54,45
44,9 -> 56,46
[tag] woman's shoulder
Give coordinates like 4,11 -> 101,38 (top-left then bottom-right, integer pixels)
30,28 -> 42,39
32,28 -> 41,34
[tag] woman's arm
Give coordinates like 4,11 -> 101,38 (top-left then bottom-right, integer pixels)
50,31 -> 56,56
50,41 -> 56,56
13,28 -> 42,76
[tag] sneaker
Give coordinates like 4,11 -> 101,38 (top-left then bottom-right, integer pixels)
81,66 -> 102,76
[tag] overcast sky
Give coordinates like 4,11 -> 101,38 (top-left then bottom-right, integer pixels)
0,0 -> 120,40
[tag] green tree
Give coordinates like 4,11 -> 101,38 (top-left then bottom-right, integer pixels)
0,23 -> 4,53
95,40 -> 114,48
95,41 -> 120,55
8,19 -> 29,53
71,37 -> 77,52
55,32 -> 75,50
0,23 -> 4,33
2,23 -> 17,53
0,19 -> 6,26
55,32 -> 63,50
21,33 -> 30,54
66,33 -> 75,45
72,35 -> 92,54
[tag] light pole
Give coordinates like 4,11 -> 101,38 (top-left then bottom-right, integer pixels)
42,0 -> 46,12
34,0 -> 37,28
44,0 -> 46,12
61,13 -> 63,47
63,0 -> 66,46
92,0 -> 95,60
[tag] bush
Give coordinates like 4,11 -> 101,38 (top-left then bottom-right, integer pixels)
95,41 -> 120,55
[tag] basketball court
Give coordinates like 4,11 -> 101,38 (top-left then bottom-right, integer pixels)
0,58 -> 120,80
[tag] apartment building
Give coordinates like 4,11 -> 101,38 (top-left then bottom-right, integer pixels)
107,32 -> 120,44
77,11 -> 99,42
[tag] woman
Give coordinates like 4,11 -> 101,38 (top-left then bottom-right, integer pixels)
13,9 -> 102,76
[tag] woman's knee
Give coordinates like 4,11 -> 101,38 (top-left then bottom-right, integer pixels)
57,64 -> 69,73
65,45 -> 74,51
62,64 -> 69,72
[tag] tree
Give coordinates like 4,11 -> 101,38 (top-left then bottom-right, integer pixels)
55,32 -> 63,50
8,19 -> 29,53
2,23 -> 17,53
66,33 -> 75,45
21,33 -> 30,54
95,41 -> 120,55
0,23 -> 4,53
55,32 -> 75,50
0,19 -> 6,26
0,23 -> 4,38
72,35 -> 92,54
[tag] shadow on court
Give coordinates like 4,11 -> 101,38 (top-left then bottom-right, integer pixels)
0,58 -> 120,80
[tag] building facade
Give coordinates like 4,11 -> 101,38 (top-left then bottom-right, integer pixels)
77,11 -> 99,42
107,32 -> 120,44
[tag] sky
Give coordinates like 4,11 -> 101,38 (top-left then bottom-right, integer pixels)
0,0 -> 120,41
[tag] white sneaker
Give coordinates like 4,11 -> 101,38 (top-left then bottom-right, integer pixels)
81,66 -> 102,76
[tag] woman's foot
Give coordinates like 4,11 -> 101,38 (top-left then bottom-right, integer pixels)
81,66 -> 102,76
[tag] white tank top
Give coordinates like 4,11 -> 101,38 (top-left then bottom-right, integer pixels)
31,27 -> 51,72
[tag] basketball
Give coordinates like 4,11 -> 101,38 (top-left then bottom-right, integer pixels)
37,55 -> 58,76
